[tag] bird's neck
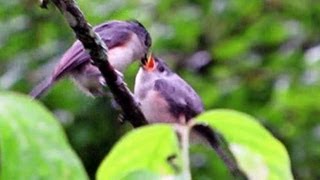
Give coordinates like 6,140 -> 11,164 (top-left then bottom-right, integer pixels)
109,34 -> 144,72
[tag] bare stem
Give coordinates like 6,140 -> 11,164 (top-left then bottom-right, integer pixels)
175,124 -> 191,180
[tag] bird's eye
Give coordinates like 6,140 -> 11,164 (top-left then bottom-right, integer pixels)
145,34 -> 152,47
158,66 -> 165,72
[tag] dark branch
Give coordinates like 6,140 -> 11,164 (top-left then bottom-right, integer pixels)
192,124 -> 248,179
45,0 -> 147,127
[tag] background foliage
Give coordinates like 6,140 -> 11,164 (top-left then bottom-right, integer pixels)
0,0 -> 319,179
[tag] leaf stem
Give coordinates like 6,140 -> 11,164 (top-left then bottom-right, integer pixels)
179,125 -> 191,180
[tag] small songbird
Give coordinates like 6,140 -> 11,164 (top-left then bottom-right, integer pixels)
134,54 -> 204,124
30,20 -> 151,98
135,57 -> 242,177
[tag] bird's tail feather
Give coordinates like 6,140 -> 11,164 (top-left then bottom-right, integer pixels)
29,77 -> 54,99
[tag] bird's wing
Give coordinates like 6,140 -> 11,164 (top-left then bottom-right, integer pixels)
52,25 -> 133,80
154,77 -> 204,120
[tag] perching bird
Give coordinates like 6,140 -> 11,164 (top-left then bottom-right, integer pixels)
135,56 -> 244,177
134,54 -> 204,124
30,20 -> 151,98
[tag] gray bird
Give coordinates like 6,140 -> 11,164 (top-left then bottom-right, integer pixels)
30,20 -> 151,98
134,54 -> 204,124
135,57 -> 243,178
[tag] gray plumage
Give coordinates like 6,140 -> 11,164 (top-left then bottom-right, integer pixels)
134,56 -> 204,124
30,20 -> 151,98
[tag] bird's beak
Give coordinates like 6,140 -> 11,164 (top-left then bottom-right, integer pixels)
143,54 -> 155,71
141,53 -> 148,65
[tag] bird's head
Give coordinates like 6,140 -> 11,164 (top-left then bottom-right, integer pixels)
141,54 -> 172,77
127,20 -> 152,63
128,20 -> 152,48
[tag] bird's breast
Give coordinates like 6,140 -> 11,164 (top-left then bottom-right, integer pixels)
140,90 -> 177,123
107,46 -> 134,72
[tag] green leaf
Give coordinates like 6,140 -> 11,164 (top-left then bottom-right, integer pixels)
0,92 -> 88,180
195,109 -> 293,180
96,124 -> 181,180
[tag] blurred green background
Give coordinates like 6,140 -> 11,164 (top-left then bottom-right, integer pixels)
1,0 -> 320,179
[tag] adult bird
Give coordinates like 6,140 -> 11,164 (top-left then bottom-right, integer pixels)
134,54 -> 204,124
30,20 -> 151,98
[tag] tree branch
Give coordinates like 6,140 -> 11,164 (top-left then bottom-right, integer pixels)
43,0 -> 147,127
192,124 -> 248,179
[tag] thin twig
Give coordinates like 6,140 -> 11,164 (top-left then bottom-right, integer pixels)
192,124 -> 248,179
44,0 -> 147,127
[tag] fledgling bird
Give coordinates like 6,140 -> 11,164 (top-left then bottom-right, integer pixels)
135,57 -> 243,177
134,54 -> 204,124
30,20 -> 151,98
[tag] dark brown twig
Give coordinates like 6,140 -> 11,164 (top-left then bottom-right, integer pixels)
44,0 -> 147,127
192,124 -> 248,179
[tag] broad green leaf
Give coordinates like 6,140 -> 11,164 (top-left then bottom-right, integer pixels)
0,92 -> 88,180
195,109 -> 293,180
96,124 -> 181,180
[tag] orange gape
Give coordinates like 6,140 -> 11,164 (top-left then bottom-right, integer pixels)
145,54 -> 155,71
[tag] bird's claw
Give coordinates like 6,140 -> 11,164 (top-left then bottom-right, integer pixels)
98,70 -> 124,86
117,113 -> 126,124
115,70 -> 127,86
115,69 -> 124,79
